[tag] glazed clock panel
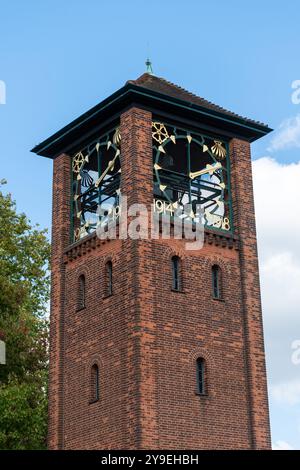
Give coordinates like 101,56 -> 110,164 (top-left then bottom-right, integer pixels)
71,126 -> 121,242
152,121 -> 232,231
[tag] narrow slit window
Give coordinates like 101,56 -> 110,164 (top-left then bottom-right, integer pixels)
91,364 -> 99,402
212,265 -> 221,299
78,274 -> 85,310
105,261 -> 113,296
171,256 -> 181,291
196,357 -> 205,395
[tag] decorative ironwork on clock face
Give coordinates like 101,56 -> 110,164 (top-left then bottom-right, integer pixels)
152,122 -> 232,231
71,126 -> 121,242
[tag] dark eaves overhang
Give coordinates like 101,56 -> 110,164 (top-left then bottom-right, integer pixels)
31,83 -> 273,159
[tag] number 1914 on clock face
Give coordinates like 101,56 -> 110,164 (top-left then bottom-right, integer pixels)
152,198 -> 229,231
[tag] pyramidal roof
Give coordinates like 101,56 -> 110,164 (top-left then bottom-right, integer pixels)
127,73 -> 266,128
32,72 -> 271,158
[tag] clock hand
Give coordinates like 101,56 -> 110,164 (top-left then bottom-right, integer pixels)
189,162 -> 222,180
95,154 -> 118,188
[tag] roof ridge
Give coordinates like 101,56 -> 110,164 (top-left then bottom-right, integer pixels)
126,73 -> 267,127
153,75 -> 259,122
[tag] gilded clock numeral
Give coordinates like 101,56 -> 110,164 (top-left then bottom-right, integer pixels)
153,199 -> 176,215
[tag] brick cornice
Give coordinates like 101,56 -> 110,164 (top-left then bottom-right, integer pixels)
63,228 -> 239,263
204,229 -> 239,250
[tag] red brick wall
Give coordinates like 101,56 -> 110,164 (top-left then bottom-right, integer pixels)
147,239 -> 251,449
48,153 -> 71,449
48,107 -> 271,449
63,239 -> 133,449
230,138 -> 271,449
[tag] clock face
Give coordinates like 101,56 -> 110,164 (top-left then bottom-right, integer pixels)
72,126 -> 121,241
152,121 -> 232,231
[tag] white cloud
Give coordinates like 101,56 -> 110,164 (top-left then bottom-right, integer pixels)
271,380 -> 300,406
260,252 -> 300,321
268,115 -> 300,151
253,157 -> 300,264
251,156 -> 300,448
252,157 -> 300,378
273,440 -> 294,450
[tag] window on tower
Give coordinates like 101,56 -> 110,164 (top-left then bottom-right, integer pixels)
171,256 -> 181,291
152,121 -> 232,232
105,261 -> 113,297
77,274 -> 86,311
196,357 -> 206,395
90,364 -> 99,403
212,265 -> 221,299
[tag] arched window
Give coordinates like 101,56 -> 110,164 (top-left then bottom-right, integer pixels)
77,274 -> 85,310
212,265 -> 221,299
196,357 -> 206,395
171,256 -> 181,291
105,261 -> 113,296
90,364 -> 99,402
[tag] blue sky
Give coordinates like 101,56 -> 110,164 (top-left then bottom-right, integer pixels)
1,0 -> 300,449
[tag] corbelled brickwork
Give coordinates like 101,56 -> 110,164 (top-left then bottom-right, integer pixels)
48,106 -> 271,449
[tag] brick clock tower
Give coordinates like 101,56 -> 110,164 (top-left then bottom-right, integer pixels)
32,72 -> 272,450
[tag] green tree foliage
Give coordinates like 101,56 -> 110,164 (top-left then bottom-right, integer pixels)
0,183 -> 50,449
